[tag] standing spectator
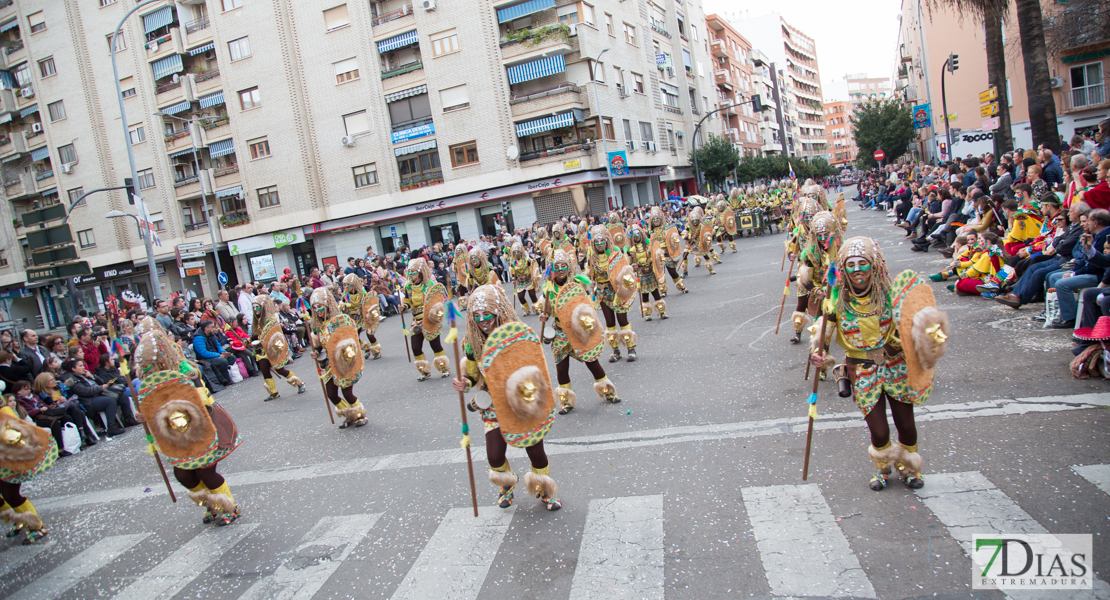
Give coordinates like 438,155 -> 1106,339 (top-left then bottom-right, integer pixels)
76,328 -> 108,373
44,335 -> 68,363
191,320 -> 234,386
215,290 -> 239,323
18,330 -> 50,379
989,162 -> 1015,200
236,284 -> 255,327
343,257 -> 358,275
308,267 -> 326,289
1041,148 -> 1064,189
153,299 -> 173,330
1081,160 -> 1110,210
321,263 -> 340,288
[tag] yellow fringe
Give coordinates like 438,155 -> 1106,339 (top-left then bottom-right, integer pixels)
444,326 -> 458,343
460,434 -> 470,449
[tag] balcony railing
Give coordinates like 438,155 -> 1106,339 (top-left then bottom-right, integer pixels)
650,19 -> 671,38
214,165 -> 239,177
156,80 -> 182,94
1069,85 -> 1106,110
34,170 -> 52,181
381,61 -> 423,80
399,170 -> 444,190
372,4 -> 412,26
0,0 -> 13,9
663,105 -> 682,115
220,209 -> 250,228
201,117 -> 229,130
195,69 -> 220,83
184,220 -> 210,232
5,41 -> 22,55
185,18 -> 209,34
173,174 -> 199,188
520,140 -> 594,162
509,82 -> 579,103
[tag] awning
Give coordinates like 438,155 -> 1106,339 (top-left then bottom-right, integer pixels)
0,114 -> 11,125
30,147 -> 49,161
0,19 -> 18,33
497,0 -> 555,23
169,148 -> 196,159
152,54 -> 184,80
384,84 -> 427,103
394,139 -> 437,157
0,71 -> 13,89
215,185 -> 242,198
377,30 -> 419,53
207,138 -> 235,158
198,91 -> 224,108
507,54 -> 564,85
514,110 -> 575,137
19,105 -> 38,118
188,43 -> 215,56
39,187 -> 57,197
142,7 -> 174,34
161,100 -> 191,115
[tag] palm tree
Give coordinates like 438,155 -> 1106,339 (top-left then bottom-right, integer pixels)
1013,0 -> 1061,153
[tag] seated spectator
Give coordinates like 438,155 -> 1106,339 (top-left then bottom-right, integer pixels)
1045,208 -> 1110,327
24,375 -> 94,452
76,327 -> 109,373
995,201 -> 1088,309
93,353 -> 133,412
1079,161 -> 1110,210
191,320 -> 234,387
952,232 -> 1005,296
170,308 -> 196,341
277,302 -> 307,355
930,233 -> 977,282
224,314 -> 261,377
1002,189 -> 1045,257
62,359 -> 132,436
44,334 -> 67,363
0,350 -> 32,386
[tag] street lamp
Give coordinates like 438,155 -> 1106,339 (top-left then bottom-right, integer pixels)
154,111 -> 222,294
589,48 -> 618,209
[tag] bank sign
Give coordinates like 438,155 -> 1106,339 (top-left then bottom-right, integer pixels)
391,122 -> 435,144
229,228 -> 302,256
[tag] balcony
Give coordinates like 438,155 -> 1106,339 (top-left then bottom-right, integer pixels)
200,120 -> 231,145
399,170 -> 443,191
155,78 -> 186,106
501,25 -> 575,62
711,38 -> 726,58
663,105 -> 682,115
509,83 -> 584,119
3,172 -> 34,200
520,140 -> 595,166
192,69 -> 221,95
164,125 -> 199,154
184,18 -> 212,48
173,169 -> 215,201
1063,84 -> 1106,112
219,208 -> 250,229
3,40 -> 25,68
371,3 -> 415,38
34,169 -> 54,191
24,127 -> 45,149
0,0 -> 14,18
14,86 -> 33,110
714,70 -> 733,90
213,164 -> 240,187
146,28 -> 183,63
649,19 -> 671,39
381,61 -> 424,88
0,130 -> 26,158
0,88 -> 15,114
183,219 -> 211,238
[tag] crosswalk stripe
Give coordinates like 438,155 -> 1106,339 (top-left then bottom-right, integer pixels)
390,506 -> 514,600
0,541 -> 53,579
7,533 -> 149,600
568,495 -> 665,600
112,523 -> 258,600
237,513 -> 382,600
742,484 -> 877,599
1072,464 -> 1110,496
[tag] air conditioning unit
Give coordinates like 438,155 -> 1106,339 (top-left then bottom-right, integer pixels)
617,84 -> 629,97
666,67 -> 675,78
567,23 -> 577,36
20,87 -> 33,98
421,0 -> 435,10
626,140 -> 637,151
647,141 -> 658,152
147,41 -> 158,51
341,135 -> 356,147
30,123 -> 42,132
61,162 -> 74,174
1049,76 -> 1064,89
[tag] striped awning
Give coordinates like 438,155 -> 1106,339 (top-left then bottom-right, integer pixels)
19,105 -> 38,118
515,110 -> 575,137
0,114 -> 11,125
152,54 -> 184,80
39,187 -> 57,197
497,0 -> 555,23
30,147 -> 49,161
377,30 -> 418,53
207,138 -> 235,158
384,84 -> 427,103
142,7 -> 174,34
0,71 -> 13,89
169,148 -> 196,159
0,19 -> 18,33
198,91 -> 224,108
161,100 -> 191,115
507,54 -> 564,85
215,185 -> 242,198
188,43 -> 215,56
394,139 -> 437,157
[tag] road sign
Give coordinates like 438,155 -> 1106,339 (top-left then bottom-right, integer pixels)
26,224 -> 74,249
178,251 -> 207,259
980,102 -> 999,117
20,204 -> 66,228
182,260 -> 205,269
176,242 -> 205,250
26,261 -> 91,284
978,87 -> 997,103
31,246 -> 79,266
218,271 -> 228,285
873,149 -> 886,162
982,117 -> 1000,131
390,226 -> 398,239
185,267 -> 205,276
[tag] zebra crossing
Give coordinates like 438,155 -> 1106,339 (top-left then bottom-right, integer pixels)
1,465 -> 1107,600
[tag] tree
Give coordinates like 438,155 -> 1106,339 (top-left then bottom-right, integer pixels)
850,98 -> 914,167
690,134 -> 740,193
1014,0 -> 1060,153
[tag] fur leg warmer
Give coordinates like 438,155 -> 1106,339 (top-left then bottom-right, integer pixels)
556,386 -> 577,408
284,373 -> 304,388
206,482 -> 236,513
593,378 -> 618,401
523,469 -> 558,499
606,328 -> 620,348
415,360 -> 431,375
369,343 -> 381,358
620,329 -> 636,349
8,501 -> 42,530
868,442 -> 899,472
655,300 -> 667,317
263,378 -> 278,395
489,462 -> 517,488
792,311 -> 812,334
433,355 -> 450,375
336,399 -> 366,422
897,443 -> 924,475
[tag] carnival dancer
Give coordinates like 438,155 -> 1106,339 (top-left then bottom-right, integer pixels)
452,285 -> 562,511
250,295 -> 306,401
585,225 -> 639,362
466,246 -> 501,290
647,206 -> 689,295
402,257 -> 451,380
606,211 -> 630,252
0,392 -> 57,544
540,249 -> 622,411
576,219 -> 590,270
809,237 -> 948,491
791,210 -> 845,344
342,273 -> 382,360
508,241 -> 540,315
309,288 -> 368,428
721,195 -> 740,253
547,222 -> 578,264
785,195 -> 825,344
684,207 -> 718,275
627,225 -> 668,320
452,243 -> 470,309
135,330 -> 243,525
710,196 -> 729,254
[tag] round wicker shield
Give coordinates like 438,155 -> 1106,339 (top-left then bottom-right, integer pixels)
137,371 -> 216,461
698,224 -> 713,253
650,239 -> 665,281
363,300 -> 381,334
556,280 -> 604,354
609,223 -> 628,248
608,254 -> 637,302
326,318 -> 363,385
895,272 -> 947,392
666,227 -> 683,258
531,262 -> 543,291
724,210 -> 738,235
262,320 -> 289,367
538,240 -> 551,262
0,411 -> 57,478
454,260 -> 468,288
479,322 -> 556,449
422,284 -> 447,337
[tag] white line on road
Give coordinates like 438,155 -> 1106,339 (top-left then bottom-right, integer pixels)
743,484 -> 876,598
7,533 -> 149,600
112,524 -> 258,600
1073,464 -> 1110,496
238,513 -> 381,600
31,393 -> 1110,512
719,292 -> 765,305
568,495 -> 664,600
725,305 -> 780,340
0,541 -> 53,580
390,506 -> 514,600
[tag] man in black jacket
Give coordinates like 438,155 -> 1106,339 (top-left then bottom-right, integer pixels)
18,330 -> 50,378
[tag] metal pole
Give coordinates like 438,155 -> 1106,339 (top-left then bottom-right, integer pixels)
186,120 -> 221,292
941,58 -> 952,163
591,49 -> 617,208
112,0 -> 163,302
692,100 -> 745,196
916,0 -> 940,163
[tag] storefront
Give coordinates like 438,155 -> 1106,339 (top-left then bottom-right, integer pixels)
228,228 -> 304,283
479,205 -> 513,237
427,212 -> 460,246
378,222 -> 409,254
70,261 -> 162,315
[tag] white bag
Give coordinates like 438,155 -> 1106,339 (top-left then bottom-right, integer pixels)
228,363 -> 244,383
61,421 -> 82,454
1044,290 -> 1060,328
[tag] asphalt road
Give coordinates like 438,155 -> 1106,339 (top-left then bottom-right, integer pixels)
2,186 -> 1109,600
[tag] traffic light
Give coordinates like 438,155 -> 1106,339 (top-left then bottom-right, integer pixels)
501,200 -> 511,215
940,142 -> 948,156
947,53 -> 959,73
752,94 -> 763,112
124,177 -> 136,204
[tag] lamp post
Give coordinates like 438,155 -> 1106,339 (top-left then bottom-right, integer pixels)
111,0 -> 164,301
589,48 -> 618,209
155,112 -> 222,293
692,95 -> 748,196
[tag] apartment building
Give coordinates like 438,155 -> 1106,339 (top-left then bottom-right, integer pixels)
749,49 -> 789,156
845,73 -> 891,112
0,0 -> 715,330
704,14 -> 761,157
824,100 -> 854,166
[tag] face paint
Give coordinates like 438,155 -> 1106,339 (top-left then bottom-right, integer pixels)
845,261 -> 871,273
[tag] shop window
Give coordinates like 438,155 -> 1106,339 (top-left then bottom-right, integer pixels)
449,142 -> 478,167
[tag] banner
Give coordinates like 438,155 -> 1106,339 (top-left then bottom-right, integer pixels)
607,151 -> 629,177
912,104 -> 931,130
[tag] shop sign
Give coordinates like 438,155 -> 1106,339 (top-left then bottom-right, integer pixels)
228,228 -> 302,256
391,122 -> 435,144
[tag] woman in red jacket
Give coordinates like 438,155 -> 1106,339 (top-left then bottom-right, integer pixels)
224,314 -> 260,377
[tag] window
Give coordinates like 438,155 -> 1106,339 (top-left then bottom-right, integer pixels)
397,149 -> 441,185
615,67 -> 624,89
580,3 -> 594,25
249,138 -> 270,159
228,37 -> 250,61
13,63 -> 30,88
343,110 -> 370,136
592,60 -> 605,83
334,58 -> 359,83
38,57 -> 55,78
257,185 -> 280,208
353,163 -> 377,188
27,12 -> 45,34
624,23 -> 636,45
623,119 -> 632,140
137,168 -> 155,189
77,229 -> 95,248
239,87 -> 261,109
47,100 -> 65,122
222,0 -> 242,10
450,141 -> 478,167
557,5 -> 579,25
604,13 -> 613,35
107,32 -> 125,53
661,84 -> 679,108
602,117 -> 615,140
67,187 -> 83,206
633,73 -> 644,93
431,30 -> 459,57
100,0 -> 118,5
129,125 -> 146,145
121,87 -> 136,99
149,212 -> 165,232
639,121 -> 654,142
1070,62 -> 1104,109
58,144 -> 77,164
323,4 -> 349,31
388,94 -> 432,128
440,84 -> 468,110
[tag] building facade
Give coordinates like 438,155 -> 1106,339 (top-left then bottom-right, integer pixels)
705,14 -> 761,157
845,73 -> 891,113
824,100 -> 854,166
0,0 -> 716,331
